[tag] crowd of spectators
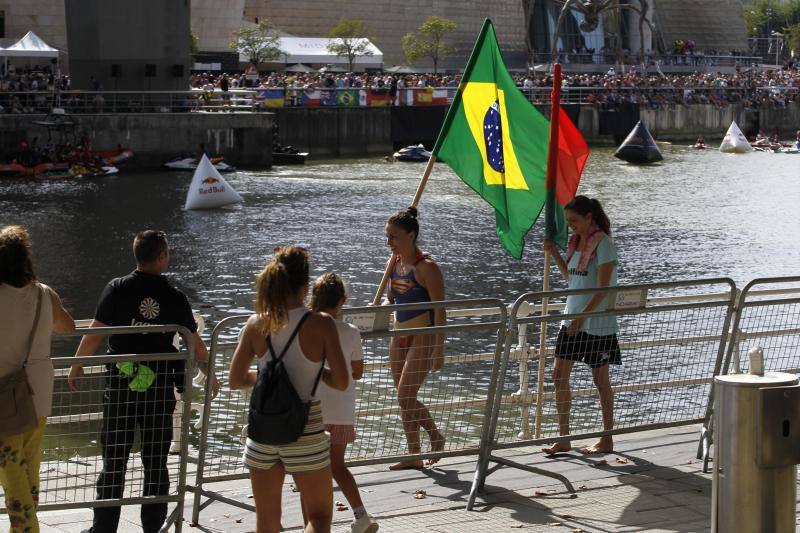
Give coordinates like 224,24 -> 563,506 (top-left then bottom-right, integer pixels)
1,63 -> 797,112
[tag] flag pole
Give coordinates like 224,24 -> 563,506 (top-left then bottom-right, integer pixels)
371,155 -> 438,305
534,63 -> 562,438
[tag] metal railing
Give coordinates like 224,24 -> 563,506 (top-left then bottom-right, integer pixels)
4,83 -> 797,114
188,299 -> 507,524
0,90 -> 258,114
467,278 -> 737,509
697,277 -> 800,472
8,276 -> 800,528
0,324 -> 194,533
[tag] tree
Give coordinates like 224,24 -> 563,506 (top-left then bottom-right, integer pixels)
229,20 -> 283,66
326,18 -> 375,72
402,16 -> 457,74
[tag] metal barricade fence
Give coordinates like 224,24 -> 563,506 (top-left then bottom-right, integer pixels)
467,279 -> 736,509
0,325 -> 194,533
190,299 -> 507,523
698,277 -> 800,471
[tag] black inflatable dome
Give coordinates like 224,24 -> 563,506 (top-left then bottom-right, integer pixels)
614,121 -> 663,164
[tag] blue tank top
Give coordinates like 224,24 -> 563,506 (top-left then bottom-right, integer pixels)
389,252 -> 433,326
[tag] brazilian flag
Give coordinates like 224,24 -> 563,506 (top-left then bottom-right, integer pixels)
432,19 -> 552,259
337,89 -> 358,107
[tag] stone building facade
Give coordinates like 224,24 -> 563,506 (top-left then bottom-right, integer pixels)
0,0 -> 66,49
243,0 -> 528,69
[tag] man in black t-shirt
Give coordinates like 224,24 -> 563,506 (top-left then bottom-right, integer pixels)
69,230 -> 219,533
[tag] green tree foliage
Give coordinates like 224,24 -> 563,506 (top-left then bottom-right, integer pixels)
190,31 -> 199,55
326,18 -> 375,72
744,0 -> 800,37
230,20 -> 283,66
402,16 -> 458,73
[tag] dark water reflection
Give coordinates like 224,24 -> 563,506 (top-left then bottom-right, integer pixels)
1,146 -> 799,329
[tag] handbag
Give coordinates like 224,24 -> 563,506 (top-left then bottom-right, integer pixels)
0,284 -> 43,438
248,312 -> 324,445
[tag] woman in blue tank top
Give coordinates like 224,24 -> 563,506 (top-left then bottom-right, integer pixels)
384,207 -> 446,470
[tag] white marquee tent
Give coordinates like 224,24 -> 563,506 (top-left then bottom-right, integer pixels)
0,31 -> 61,77
241,37 -> 383,69
1,31 -> 59,58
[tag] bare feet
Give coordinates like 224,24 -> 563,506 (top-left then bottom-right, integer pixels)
541,441 -> 572,455
580,437 -> 613,455
389,460 -> 425,471
425,431 -> 446,466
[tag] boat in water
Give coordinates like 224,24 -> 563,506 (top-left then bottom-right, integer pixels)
393,144 -> 432,162
273,152 -> 308,165
164,156 -> 235,172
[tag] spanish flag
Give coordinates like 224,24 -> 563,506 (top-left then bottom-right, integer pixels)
432,19 -> 588,259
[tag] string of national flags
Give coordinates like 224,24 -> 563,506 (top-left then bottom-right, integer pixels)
255,87 -> 453,107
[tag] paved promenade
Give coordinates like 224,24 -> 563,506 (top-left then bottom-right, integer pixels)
9,424 -> 730,532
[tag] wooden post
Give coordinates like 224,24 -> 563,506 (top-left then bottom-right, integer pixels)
534,63 -> 563,438
371,154 -> 437,305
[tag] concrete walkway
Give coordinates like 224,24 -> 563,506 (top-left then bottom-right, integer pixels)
11,424 -> 729,532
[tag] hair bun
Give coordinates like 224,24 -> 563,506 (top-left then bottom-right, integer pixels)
406,206 -> 418,219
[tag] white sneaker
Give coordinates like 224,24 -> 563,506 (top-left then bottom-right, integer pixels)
350,513 -> 379,533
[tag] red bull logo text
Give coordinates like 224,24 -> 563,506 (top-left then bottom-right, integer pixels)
199,176 -> 225,194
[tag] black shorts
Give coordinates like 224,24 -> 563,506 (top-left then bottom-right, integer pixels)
555,327 -> 621,368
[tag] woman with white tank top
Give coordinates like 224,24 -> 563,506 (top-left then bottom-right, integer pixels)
0,225 -> 74,532
229,246 -> 349,533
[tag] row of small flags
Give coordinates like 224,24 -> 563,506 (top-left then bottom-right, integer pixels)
256,88 -> 453,108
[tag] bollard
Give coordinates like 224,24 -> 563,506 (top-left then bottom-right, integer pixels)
711,348 -> 800,532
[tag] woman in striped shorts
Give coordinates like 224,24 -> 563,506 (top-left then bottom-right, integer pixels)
229,246 -> 349,533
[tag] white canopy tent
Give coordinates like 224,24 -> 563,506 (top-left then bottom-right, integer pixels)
1,31 -> 61,79
241,37 -> 383,69
1,31 -> 59,58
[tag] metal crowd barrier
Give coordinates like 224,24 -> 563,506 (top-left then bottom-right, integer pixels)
697,276 -> 800,472
189,299 -> 507,524
466,278 -> 736,509
0,324 -> 194,533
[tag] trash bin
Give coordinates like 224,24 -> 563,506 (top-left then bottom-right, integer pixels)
711,349 -> 800,532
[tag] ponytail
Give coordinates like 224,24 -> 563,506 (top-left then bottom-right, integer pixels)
590,198 -> 611,235
564,195 -> 612,235
254,246 -> 310,335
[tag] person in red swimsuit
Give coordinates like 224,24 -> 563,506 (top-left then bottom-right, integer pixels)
384,207 -> 446,470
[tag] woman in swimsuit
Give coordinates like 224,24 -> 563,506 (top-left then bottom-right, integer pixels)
384,207 -> 446,470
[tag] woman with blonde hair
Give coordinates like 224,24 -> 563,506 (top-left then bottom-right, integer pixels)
229,246 -> 349,533
0,225 -> 74,531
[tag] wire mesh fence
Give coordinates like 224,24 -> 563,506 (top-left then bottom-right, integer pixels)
0,325 -> 194,532
468,279 -> 736,509
725,277 -> 800,376
190,299 -> 507,522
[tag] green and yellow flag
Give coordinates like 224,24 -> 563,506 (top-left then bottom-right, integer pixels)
432,19 -> 587,258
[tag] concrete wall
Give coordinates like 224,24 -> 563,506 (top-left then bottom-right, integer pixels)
759,104 -> 800,136
192,0 -> 246,53
0,0 -> 67,50
64,0 -> 191,91
274,107 -> 393,157
0,113 -> 273,169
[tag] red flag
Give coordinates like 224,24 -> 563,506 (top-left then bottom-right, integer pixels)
555,107 -> 590,205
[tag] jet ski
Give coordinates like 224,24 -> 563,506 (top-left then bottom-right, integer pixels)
392,144 -> 432,162
164,156 -> 235,172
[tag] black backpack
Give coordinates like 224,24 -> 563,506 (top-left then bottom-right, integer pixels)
248,313 -> 324,445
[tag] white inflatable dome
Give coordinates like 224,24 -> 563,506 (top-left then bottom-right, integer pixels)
185,154 -> 243,210
719,121 -> 753,154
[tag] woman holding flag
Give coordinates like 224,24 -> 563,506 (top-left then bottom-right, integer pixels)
384,207 -> 447,470
541,195 -> 621,455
